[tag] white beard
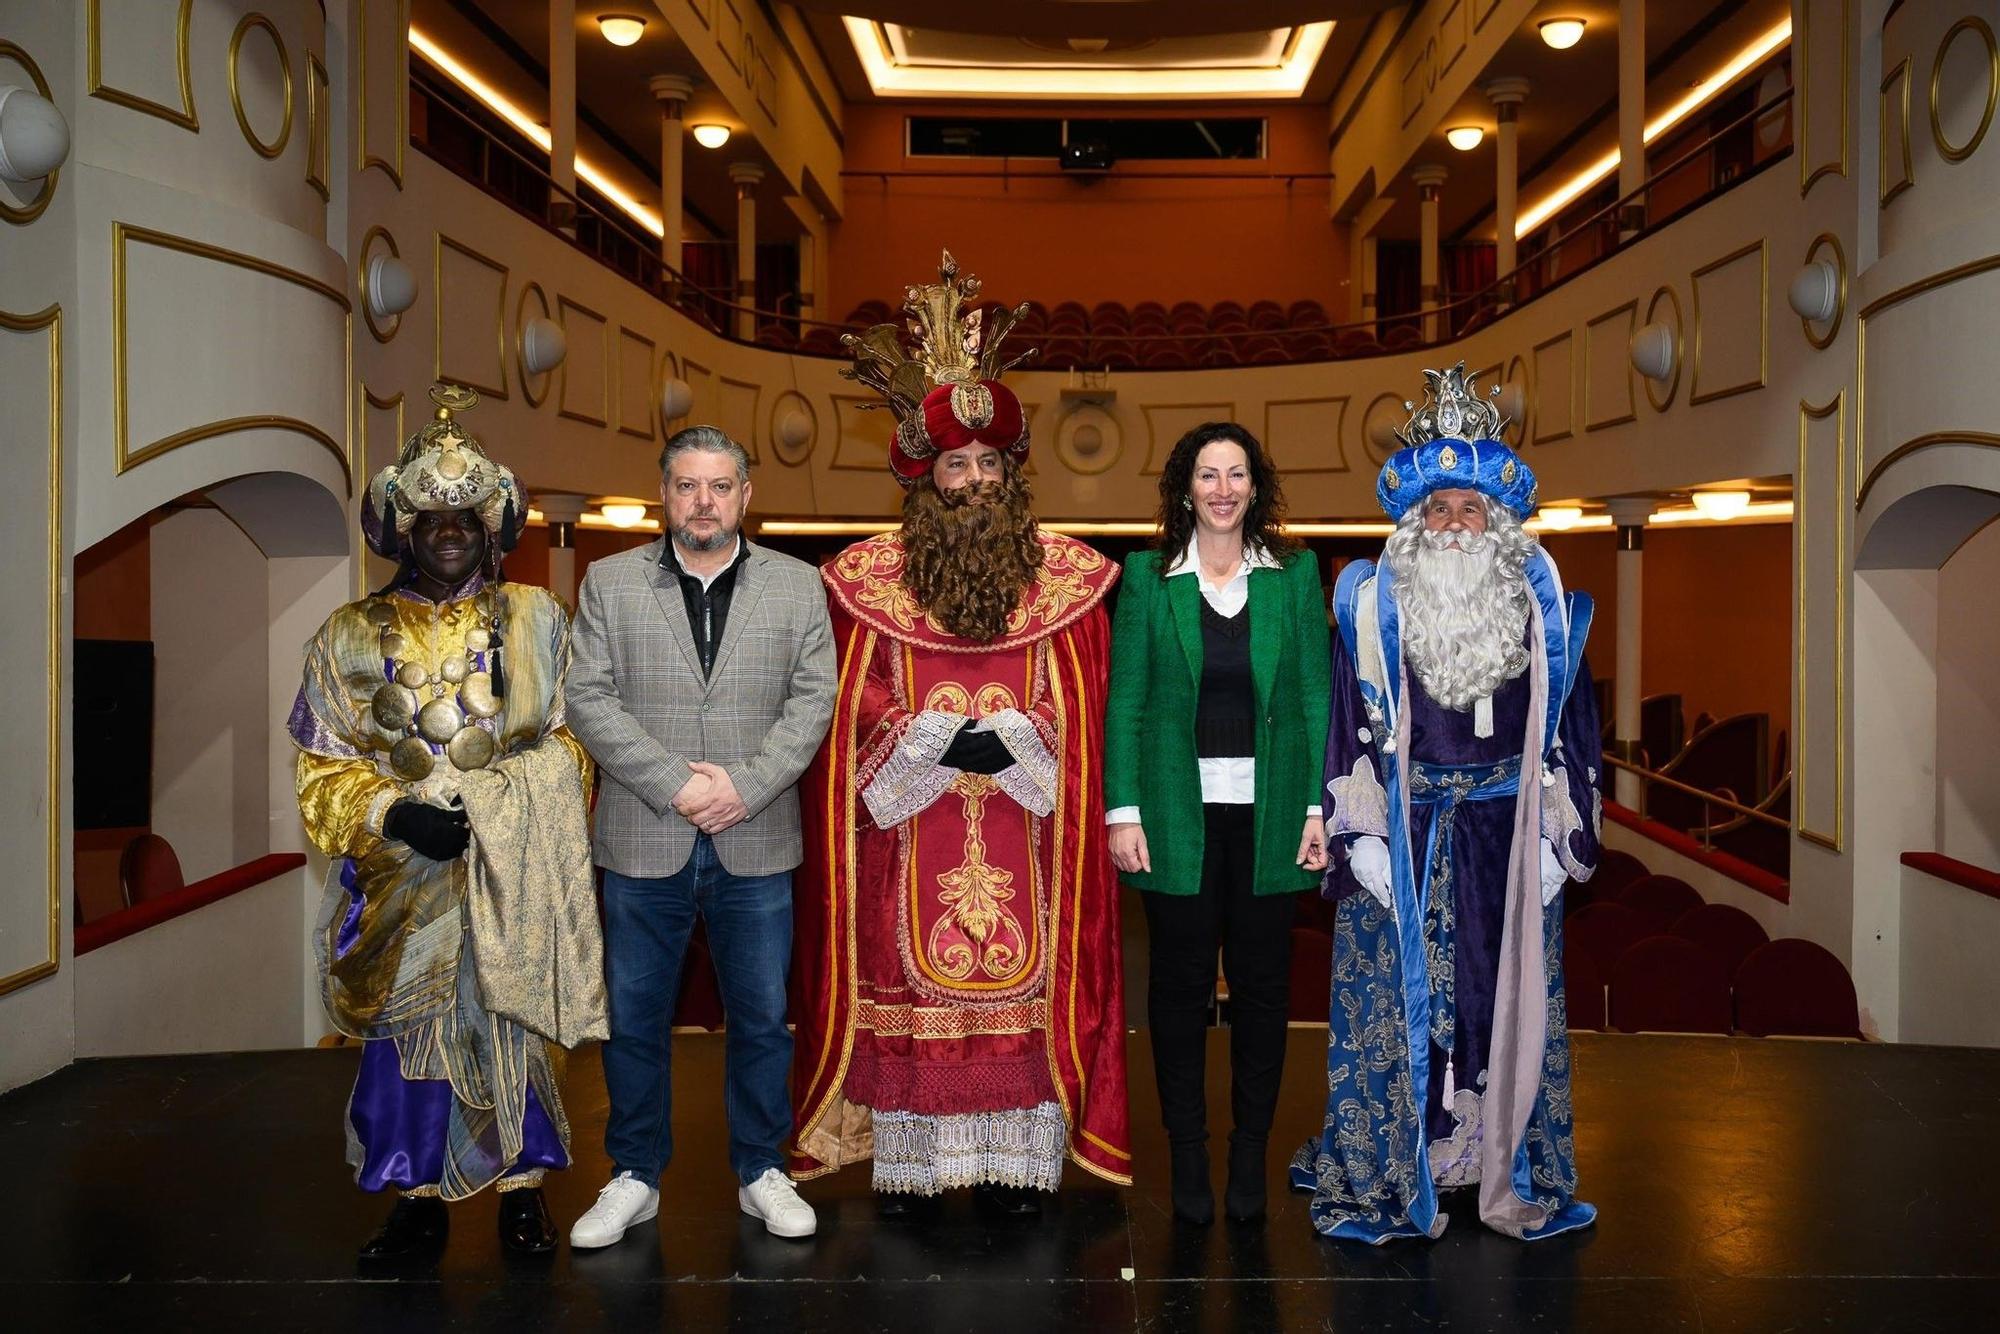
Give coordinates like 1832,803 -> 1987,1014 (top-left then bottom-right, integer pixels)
1390,527 -> 1531,712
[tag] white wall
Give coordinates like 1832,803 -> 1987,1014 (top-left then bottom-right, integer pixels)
1935,518 -> 2000,869
1897,864 -> 2000,1049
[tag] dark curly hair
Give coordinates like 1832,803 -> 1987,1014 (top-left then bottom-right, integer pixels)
900,457 -> 1044,641
1152,422 -> 1298,576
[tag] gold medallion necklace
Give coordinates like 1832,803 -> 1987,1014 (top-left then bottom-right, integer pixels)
367,591 -> 505,780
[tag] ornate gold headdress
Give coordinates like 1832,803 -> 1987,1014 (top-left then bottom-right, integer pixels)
362,383 -> 525,558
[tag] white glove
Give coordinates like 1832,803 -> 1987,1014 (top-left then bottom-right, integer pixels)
1539,837 -> 1567,905
1348,835 -> 1391,907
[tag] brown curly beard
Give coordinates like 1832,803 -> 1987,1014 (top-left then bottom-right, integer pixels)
899,466 -> 1045,642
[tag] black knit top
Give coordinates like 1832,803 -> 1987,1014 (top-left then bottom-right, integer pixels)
1194,599 -> 1256,759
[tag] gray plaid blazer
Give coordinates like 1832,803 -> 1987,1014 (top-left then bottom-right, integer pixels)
566,538 -> 836,877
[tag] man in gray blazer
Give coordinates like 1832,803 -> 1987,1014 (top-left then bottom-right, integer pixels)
564,425 -> 835,1247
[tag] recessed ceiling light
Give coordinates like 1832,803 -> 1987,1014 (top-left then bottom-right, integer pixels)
690,123 -> 731,149
597,14 -> 647,47
1689,490 -> 1751,520
1446,125 -> 1485,151
1536,505 -> 1583,530
1539,18 -> 1587,50
600,502 -> 650,528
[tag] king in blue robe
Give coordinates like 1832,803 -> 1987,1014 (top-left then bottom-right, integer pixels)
1290,363 -> 1602,1243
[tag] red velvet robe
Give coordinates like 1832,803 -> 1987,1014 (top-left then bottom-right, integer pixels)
789,530 -> 1132,1187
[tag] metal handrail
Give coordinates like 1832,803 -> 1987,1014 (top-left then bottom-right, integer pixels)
1601,750 -> 1790,855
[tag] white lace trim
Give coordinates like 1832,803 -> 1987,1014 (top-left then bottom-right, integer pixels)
1540,764 -> 1593,882
984,708 -> 1058,818
862,710 -> 963,828
1328,754 -> 1390,839
869,1102 -> 1067,1196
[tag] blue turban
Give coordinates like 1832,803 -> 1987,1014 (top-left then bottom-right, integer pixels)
1375,362 -> 1537,522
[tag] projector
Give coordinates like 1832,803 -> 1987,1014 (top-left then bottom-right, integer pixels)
1061,140 -> 1114,172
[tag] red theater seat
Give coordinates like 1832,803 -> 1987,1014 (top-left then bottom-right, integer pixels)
1564,901 -> 1650,977
1609,935 -> 1732,1034
1619,874 -> 1705,934
1592,848 -> 1651,895
1288,926 -> 1333,1021
1132,301 -> 1169,324
1288,299 -> 1328,326
1734,939 -> 1862,1038
119,834 -> 185,907
1670,902 -> 1770,980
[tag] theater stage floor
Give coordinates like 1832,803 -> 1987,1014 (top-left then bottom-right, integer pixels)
4,1031 -> 1996,1332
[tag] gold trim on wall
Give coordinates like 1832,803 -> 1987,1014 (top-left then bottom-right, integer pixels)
1928,16 -> 1998,164
768,389 -> 818,467
1140,402 -> 1237,473
1584,300 -> 1638,431
357,225 -> 401,343
1641,286 -> 1683,412
358,0 -> 409,188
1504,354 -> 1529,445
719,376 -> 763,461
1854,254 -> 2000,510
1799,0 -> 1852,196
433,235 -> 509,399
1689,239 -> 1769,405
0,304 -> 62,998
1795,392 -> 1846,852
1259,395 -> 1351,474
228,14 -> 294,160
516,282 -> 553,408
1529,330 -> 1573,445
113,223 -> 353,485
555,295 -> 610,426
305,53 -> 331,200
1801,232 -> 1848,351
1880,57 -> 1914,206
616,327 -> 658,441
0,40 -> 60,226
87,0 -> 198,132
362,386 -> 406,469
1360,391 -> 1403,466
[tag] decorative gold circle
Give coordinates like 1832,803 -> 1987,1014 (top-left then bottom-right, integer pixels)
365,601 -> 396,626
1930,16 -> 1998,164
924,683 -> 972,714
228,14 -> 294,160
1361,392 -> 1404,466
418,696 -> 464,744
1641,286 -> 1683,412
0,41 -> 60,226
460,670 -> 500,719
390,736 -> 436,781
768,389 -> 818,467
397,661 -> 429,689
516,281 -> 553,407
1054,404 -> 1122,476
1800,233 -> 1847,352
447,725 -> 496,771
973,683 -> 1018,717
357,226 -> 401,343
371,683 -> 418,732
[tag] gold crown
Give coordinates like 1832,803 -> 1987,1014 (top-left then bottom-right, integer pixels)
841,250 -> 1035,420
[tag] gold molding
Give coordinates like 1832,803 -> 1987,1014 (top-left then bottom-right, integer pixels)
719,376 -> 764,461
1583,300 -> 1638,431
433,234 -> 509,399
1504,354 -> 1528,446
0,40 -> 60,226
357,225 -> 401,344
516,281 -> 553,408
87,0 -> 198,132
1795,392 -> 1846,851
112,222 -> 352,484
769,389 -> 818,467
555,295 -> 610,426
829,390 -> 893,472
1928,16 -> 1998,165
1530,330 -> 1573,445
1854,253 -> 2000,510
305,53 -> 331,200
1641,286 -> 1683,412
0,304 -> 62,998
1880,57 -> 1914,207
228,14 -> 294,160
1360,391 -> 1403,466
616,327 -> 658,441
358,0 -> 409,188
1801,232 -> 1848,351
1799,0 -> 1852,196
1689,239 -> 1769,405
1259,395 -> 1351,474
362,386 -> 405,464
1139,402 -> 1236,473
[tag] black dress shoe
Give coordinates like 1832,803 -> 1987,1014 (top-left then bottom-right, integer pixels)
1169,1144 -> 1215,1226
359,1195 -> 449,1261
975,1183 -> 1043,1217
1223,1134 -> 1267,1223
498,1187 -> 558,1254
875,1191 -> 937,1220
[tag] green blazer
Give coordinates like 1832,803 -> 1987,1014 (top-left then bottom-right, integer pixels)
1104,546 -> 1331,895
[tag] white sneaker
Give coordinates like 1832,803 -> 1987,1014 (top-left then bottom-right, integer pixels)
738,1167 -> 817,1238
568,1171 -> 659,1249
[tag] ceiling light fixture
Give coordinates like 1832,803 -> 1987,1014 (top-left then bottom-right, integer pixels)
1514,17 -> 1793,237
409,27 -> 665,238
1446,125 -> 1485,151
1539,19 -> 1587,50
600,502 -> 650,528
690,123 -> 731,149
596,14 -> 647,47
1535,505 -> 1583,530
1689,490 -> 1752,520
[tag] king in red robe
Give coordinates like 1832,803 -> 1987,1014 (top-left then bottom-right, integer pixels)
789,253 -> 1131,1207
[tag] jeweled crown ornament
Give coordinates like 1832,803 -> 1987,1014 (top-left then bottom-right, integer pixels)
362,382 -> 525,559
842,249 -> 1035,487
1376,361 -> 1538,521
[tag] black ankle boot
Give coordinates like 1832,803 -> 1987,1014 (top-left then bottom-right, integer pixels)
498,1186 -> 557,1254
975,1182 -> 1043,1217
1224,1134 -> 1267,1222
876,1191 -> 934,1220
1169,1143 -> 1215,1225
359,1194 -> 449,1261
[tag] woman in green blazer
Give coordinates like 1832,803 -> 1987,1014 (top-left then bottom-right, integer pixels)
1104,422 -> 1330,1225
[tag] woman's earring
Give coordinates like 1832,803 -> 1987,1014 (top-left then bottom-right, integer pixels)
1182,496 -> 1193,510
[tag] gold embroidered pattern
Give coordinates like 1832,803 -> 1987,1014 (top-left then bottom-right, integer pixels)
974,683 -> 1019,716
825,531 -> 1115,653
925,682 -> 973,714
858,996 -> 1046,1038
927,776 -> 1029,983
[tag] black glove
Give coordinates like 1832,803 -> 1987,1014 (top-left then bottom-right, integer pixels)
942,723 -> 1014,776
384,800 -> 471,861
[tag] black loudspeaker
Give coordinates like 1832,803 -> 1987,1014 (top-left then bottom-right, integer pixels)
74,639 -> 153,830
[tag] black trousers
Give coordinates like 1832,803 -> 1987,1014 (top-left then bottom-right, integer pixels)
1141,803 -> 1300,1150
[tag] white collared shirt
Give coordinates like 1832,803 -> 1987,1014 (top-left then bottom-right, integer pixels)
1107,538 -> 1321,826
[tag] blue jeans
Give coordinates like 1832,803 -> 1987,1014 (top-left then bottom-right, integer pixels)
601,836 -> 794,1186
